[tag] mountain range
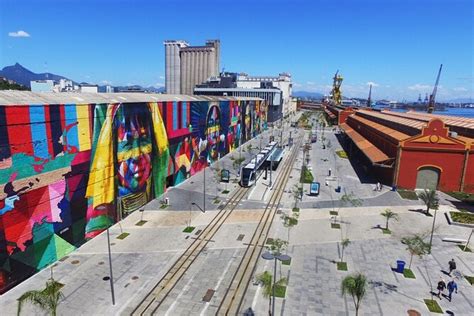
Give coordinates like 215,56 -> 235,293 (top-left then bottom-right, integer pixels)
0,63 -> 72,88
0,63 -> 165,93
292,91 -> 324,99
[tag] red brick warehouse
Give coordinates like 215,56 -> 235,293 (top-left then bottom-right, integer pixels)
327,106 -> 474,193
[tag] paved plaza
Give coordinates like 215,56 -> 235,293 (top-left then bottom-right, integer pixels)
1,115 -> 473,315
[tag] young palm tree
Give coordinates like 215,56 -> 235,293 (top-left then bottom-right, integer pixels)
17,279 -> 64,316
380,209 -> 399,230
418,189 -> 439,215
256,271 -> 287,316
402,234 -> 430,269
341,273 -> 367,316
340,238 -> 351,262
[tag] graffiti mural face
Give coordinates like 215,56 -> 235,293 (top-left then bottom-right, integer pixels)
206,104 -> 221,162
0,98 -> 266,294
115,105 -> 153,195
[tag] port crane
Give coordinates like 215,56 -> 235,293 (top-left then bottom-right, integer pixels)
330,70 -> 343,105
427,64 -> 443,113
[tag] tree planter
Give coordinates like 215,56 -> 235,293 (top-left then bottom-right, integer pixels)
424,299 -> 443,313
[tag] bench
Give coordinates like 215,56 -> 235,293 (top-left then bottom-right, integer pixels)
442,237 -> 467,243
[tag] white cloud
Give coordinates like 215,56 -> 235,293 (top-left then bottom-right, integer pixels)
101,80 -> 112,85
453,87 -> 468,92
408,83 -> 432,91
159,76 -> 165,80
293,82 -> 302,88
306,81 -> 316,85
366,81 -> 379,87
155,82 -> 165,87
8,30 -> 30,37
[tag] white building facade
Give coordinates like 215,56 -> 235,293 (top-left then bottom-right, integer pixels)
236,73 -> 293,117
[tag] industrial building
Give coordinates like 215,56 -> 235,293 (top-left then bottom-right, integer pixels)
194,72 -> 293,123
333,107 -> 474,193
164,40 -> 220,95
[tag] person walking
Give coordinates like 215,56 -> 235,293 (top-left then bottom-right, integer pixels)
447,279 -> 458,302
436,278 -> 446,299
448,258 -> 456,275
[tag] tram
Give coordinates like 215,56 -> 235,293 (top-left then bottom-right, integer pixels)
240,141 -> 278,187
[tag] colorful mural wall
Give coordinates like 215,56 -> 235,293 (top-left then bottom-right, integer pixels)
0,98 -> 266,293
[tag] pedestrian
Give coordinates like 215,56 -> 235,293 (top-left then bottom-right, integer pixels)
436,278 -> 446,299
447,279 -> 458,302
328,168 -> 332,176
448,258 -> 456,275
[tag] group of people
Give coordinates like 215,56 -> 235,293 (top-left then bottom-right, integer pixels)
373,182 -> 383,191
436,259 -> 459,302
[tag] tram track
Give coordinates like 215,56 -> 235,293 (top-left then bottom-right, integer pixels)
216,137 -> 302,315
130,185 -> 249,315
130,134 -> 301,316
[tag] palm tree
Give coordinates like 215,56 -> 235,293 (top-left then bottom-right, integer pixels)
402,234 -> 430,269
281,212 -> 299,243
341,273 -> 367,316
340,238 -> 351,262
256,271 -> 287,316
418,189 -> 439,215
17,279 -> 64,316
380,209 -> 399,230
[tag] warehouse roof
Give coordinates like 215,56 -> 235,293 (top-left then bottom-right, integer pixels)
0,91 -> 262,106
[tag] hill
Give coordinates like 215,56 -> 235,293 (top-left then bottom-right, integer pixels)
0,63 -> 72,88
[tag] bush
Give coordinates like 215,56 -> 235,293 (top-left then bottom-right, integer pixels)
336,150 -> 348,159
447,191 -> 474,205
300,165 -> 314,183
450,211 -> 474,224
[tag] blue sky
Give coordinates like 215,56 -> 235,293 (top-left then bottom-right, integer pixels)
1,0 -> 472,101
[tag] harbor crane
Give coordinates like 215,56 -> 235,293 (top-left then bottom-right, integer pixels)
331,70 -> 343,106
427,64 -> 443,113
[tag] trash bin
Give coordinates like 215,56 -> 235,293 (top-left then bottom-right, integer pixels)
391,186 -> 397,192
335,186 -> 341,193
396,260 -> 406,273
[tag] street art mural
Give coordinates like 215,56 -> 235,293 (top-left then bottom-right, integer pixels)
0,98 -> 266,292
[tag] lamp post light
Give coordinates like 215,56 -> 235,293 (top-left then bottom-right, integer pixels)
106,227 -> 115,305
261,252 -> 291,316
428,207 -> 438,254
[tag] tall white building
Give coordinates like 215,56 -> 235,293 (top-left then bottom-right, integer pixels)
164,39 -> 220,95
235,73 -> 293,116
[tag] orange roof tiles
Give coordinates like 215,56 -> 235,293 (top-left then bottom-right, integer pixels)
340,123 -> 391,164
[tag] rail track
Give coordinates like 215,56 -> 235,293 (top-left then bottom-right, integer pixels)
216,137 -> 302,315
130,134 -> 302,316
130,185 -> 249,315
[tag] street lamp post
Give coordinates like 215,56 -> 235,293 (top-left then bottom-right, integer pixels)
428,207 -> 438,254
106,227 -> 115,305
261,252 -> 291,316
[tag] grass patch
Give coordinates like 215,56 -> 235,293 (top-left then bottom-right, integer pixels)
337,262 -> 348,271
117,232 -> 130,240
458,245 -> 472,252
382,228 -> 392,234
329,210 -> 338,216
446,191 -> 474,205
213,198 -> 221,204
273,285 -> 287,298
424,299 -> 443,313
331,223 -> 341,229
222,190 -> 230,194
292,207 -> 300,212
300,165 -> 314,184
336,150 -> 348,159
282,258 -> 292,266
450,211 -> 474,224
403,268 -> 416,279
183,226 -> 195,233
398,189 -> 419,200
135,220 -> 147,226
160,204 -> 169,209
464,275 -> 474,285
